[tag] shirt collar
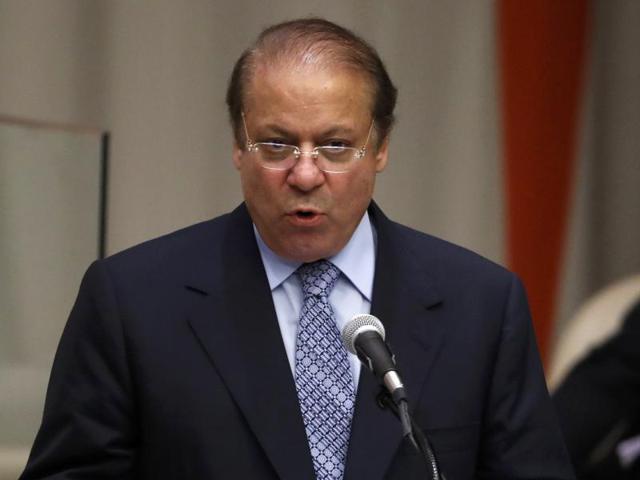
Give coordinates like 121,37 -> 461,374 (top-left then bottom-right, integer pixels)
254,212 -> 376,301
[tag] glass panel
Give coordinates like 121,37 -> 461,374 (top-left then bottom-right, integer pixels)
0,116 -> 107,459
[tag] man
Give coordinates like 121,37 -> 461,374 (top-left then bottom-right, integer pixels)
554,299 -> 640,478
21,18 -> 574,479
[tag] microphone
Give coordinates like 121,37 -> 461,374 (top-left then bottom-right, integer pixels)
342,314 -> 446,480
341,314 -> 407,404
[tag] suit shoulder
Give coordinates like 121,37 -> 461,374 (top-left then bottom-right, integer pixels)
113,214 -> 229,259
96,212 -> 234,279
388,219 -> 514,284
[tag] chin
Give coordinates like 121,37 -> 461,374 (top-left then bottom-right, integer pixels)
280,240 -> 336,263
285,249 -> 327,264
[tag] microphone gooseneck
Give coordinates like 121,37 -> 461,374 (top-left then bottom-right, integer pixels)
341,314 -> 445,480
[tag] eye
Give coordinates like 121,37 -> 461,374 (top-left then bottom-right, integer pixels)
323,139 -> 350,149
257,142 -> 295,160
257,140 -> 292,156
265,141 -> 287,149
262,138 -> 289,146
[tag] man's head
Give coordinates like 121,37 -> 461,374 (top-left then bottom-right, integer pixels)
227,18 -> 397,262
227,18 -> 397,148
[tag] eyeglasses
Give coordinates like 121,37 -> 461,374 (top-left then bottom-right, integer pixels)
241,113 -> 374,173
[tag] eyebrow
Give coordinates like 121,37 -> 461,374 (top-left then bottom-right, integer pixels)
257,124 -> 358,140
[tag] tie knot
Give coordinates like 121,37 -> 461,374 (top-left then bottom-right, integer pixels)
297,260 -> 340,299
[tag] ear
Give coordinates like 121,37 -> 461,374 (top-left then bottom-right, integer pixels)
374,136 -> 389,173
232,141 -> 243,170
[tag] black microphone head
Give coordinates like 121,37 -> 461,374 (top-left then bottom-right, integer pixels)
341,314 -> 385,355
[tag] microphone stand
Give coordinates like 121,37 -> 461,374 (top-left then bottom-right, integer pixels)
378,392 -> 446,480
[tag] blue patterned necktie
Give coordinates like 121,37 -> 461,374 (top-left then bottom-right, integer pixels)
295,260 -> 356,480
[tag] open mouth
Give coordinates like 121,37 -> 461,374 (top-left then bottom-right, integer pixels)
288,208 -> 323,226
296,210 -> 316,218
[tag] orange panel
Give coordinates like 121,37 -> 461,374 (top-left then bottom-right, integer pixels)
497,0 -> 590,363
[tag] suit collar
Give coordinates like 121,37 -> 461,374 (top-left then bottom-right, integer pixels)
186,204 -> 316,480
254,210 -> 376,301
344,202 -> 446,480
184,202 -> 448,480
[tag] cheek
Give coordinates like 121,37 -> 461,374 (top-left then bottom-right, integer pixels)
332,171 -> 376,215
240,168 -> 281,207
240,163 -> 263,190
349,168 -> 377,197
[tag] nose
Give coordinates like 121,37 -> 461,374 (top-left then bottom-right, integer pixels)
286,150 -> 325,191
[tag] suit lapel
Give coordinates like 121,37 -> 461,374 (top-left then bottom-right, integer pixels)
186,205 -> 315,480
345,203 -> 447,480
181,203 -> 447,480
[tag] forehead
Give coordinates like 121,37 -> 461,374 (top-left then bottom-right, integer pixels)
243,63 -> 374,128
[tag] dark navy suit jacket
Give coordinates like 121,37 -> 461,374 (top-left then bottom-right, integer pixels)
21,203 -> 574,479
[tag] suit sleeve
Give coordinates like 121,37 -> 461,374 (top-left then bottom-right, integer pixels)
553,301 -> 640,476
20,260 -> 137,479
477,274 -> 575,479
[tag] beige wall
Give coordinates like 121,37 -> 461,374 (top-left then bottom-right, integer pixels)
1,0 -> 639,476
0,3 -> 503,474
0,0 -> 503,260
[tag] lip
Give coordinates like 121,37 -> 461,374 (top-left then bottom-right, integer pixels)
285,208 -> 326,227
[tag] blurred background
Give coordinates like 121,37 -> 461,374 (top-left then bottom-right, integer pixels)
1,0 -> 639,477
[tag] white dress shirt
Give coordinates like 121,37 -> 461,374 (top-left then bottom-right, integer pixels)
254,212 -> 376,389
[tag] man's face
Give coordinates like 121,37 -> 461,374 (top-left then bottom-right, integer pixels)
233,64 -> 389,263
